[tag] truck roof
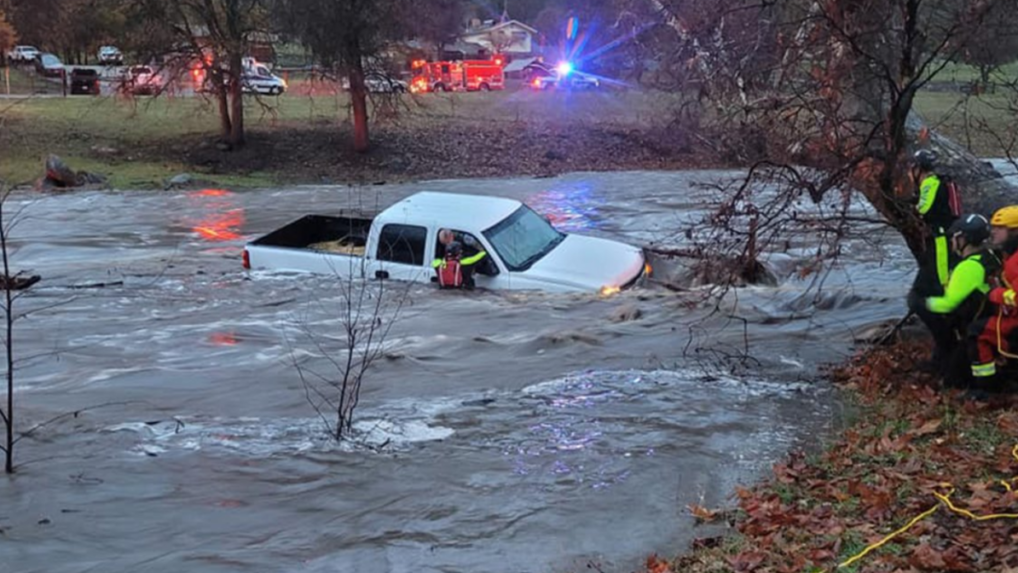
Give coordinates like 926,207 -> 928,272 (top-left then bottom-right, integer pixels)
378,191 -> 522,232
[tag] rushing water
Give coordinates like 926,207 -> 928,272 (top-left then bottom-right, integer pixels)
0,170 -> 916,573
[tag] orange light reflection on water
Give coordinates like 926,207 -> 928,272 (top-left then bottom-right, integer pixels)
208,332 -> 239,346
188,189 -> 245,242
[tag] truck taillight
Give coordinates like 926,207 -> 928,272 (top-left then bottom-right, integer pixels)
242,248 -> 250,269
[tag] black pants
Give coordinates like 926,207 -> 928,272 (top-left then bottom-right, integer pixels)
911,303 -> 963,368
461,265 -> 476,289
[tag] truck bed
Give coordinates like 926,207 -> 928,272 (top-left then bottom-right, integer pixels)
249,214 -> 373,254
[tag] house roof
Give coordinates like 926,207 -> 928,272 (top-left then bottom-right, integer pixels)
467,19 -> 538,36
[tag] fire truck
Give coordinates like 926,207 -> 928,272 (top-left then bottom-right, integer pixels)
410,58 -> 505,93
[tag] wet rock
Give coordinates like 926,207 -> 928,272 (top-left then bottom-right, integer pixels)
540,330 -> 602,345
165,173 -> 193,188
609,303 -> 643,323
853,318 -> 910,345
79,172 -> 107,185
39,155 -> 108,190
0,274 -> 41,290
45,155 -> 79,186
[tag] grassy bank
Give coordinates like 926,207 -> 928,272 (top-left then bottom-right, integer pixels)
651,339 -> 1018,573
1,78 -> 1014,189
0,85 -> 697,189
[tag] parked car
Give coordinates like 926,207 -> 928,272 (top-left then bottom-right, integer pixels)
69,68 -> 100,95
6,45 -> 40,65
34,53 -> 65,78
241,63 -> 287,95
127,65 -> 162,95
97,46 -> 123,65
341,72 -> 408,93
531,70 -> 600,91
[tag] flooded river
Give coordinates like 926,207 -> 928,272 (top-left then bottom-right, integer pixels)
0,171 -> 915,573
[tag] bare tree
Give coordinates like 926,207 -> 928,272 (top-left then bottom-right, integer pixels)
290,256 -> 413,441
641,0 -> 1016,284
0,182 -> 41,474
950,0 -> 1018,89
129,0 -> 272,148
279,0 -> 464,152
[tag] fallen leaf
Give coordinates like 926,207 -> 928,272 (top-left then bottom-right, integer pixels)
646,554 -> 671,573
914,418 -> 942,436
909,543 -> 946,570
688,503 -> 720,523
727,550 -> 768,572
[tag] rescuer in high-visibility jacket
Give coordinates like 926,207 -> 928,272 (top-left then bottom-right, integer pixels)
911,149 -> 960,295
912,214 -> 1001,386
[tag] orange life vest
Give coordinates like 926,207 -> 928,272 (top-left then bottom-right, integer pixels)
437,257 -> 463,288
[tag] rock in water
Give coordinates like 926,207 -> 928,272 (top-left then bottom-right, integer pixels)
45,155 -> 80,187
165,173 -> 194,189
0,274 -> 41,290
609,303 -> 643,323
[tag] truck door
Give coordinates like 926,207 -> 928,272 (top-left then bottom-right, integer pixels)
372,223 -> 431,283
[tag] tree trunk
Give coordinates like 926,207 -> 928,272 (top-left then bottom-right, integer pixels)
215,71 -> 232,143
228,53 -> 245,148
2,203 -> 13,474
349,65 -> 370,153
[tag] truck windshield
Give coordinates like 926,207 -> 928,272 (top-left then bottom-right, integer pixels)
483,206 -> 565,271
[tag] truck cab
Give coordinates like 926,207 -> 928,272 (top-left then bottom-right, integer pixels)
244,192 -> 648,293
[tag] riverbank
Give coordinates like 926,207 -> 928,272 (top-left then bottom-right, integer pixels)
1,81 -> 1013,190
0,87 -> 717,189
653,337 -> 1018,573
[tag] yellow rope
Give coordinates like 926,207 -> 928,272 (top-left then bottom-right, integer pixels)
837,505 -> 940,569
836,444 -> 1018,570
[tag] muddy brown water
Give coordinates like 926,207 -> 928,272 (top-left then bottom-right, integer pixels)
0,171 -> 916,573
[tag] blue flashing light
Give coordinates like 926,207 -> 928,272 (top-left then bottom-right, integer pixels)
556,61 -> 574,76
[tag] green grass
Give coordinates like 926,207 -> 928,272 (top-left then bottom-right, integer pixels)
0,85 -> 686,189
928,60 -> 1018,84
1,66 -> 64,95
1,77 -> 1012,190
913,90 -> 1017,156
0,94 -> 346,188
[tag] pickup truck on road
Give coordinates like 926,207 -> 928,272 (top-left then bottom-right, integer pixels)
243,192 -> 649,293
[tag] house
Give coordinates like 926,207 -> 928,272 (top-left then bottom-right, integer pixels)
454,19 -> 539,58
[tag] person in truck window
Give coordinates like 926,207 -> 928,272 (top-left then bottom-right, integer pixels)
436,228 -> 496,281
432,240 -> 489,289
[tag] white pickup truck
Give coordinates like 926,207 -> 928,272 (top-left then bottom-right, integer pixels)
243,192 -> 649,293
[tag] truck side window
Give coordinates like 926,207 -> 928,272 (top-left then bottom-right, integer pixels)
377,224 -> 427,266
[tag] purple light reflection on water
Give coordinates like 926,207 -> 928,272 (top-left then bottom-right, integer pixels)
503,371 -> 650,488
524,182 -> 604,233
